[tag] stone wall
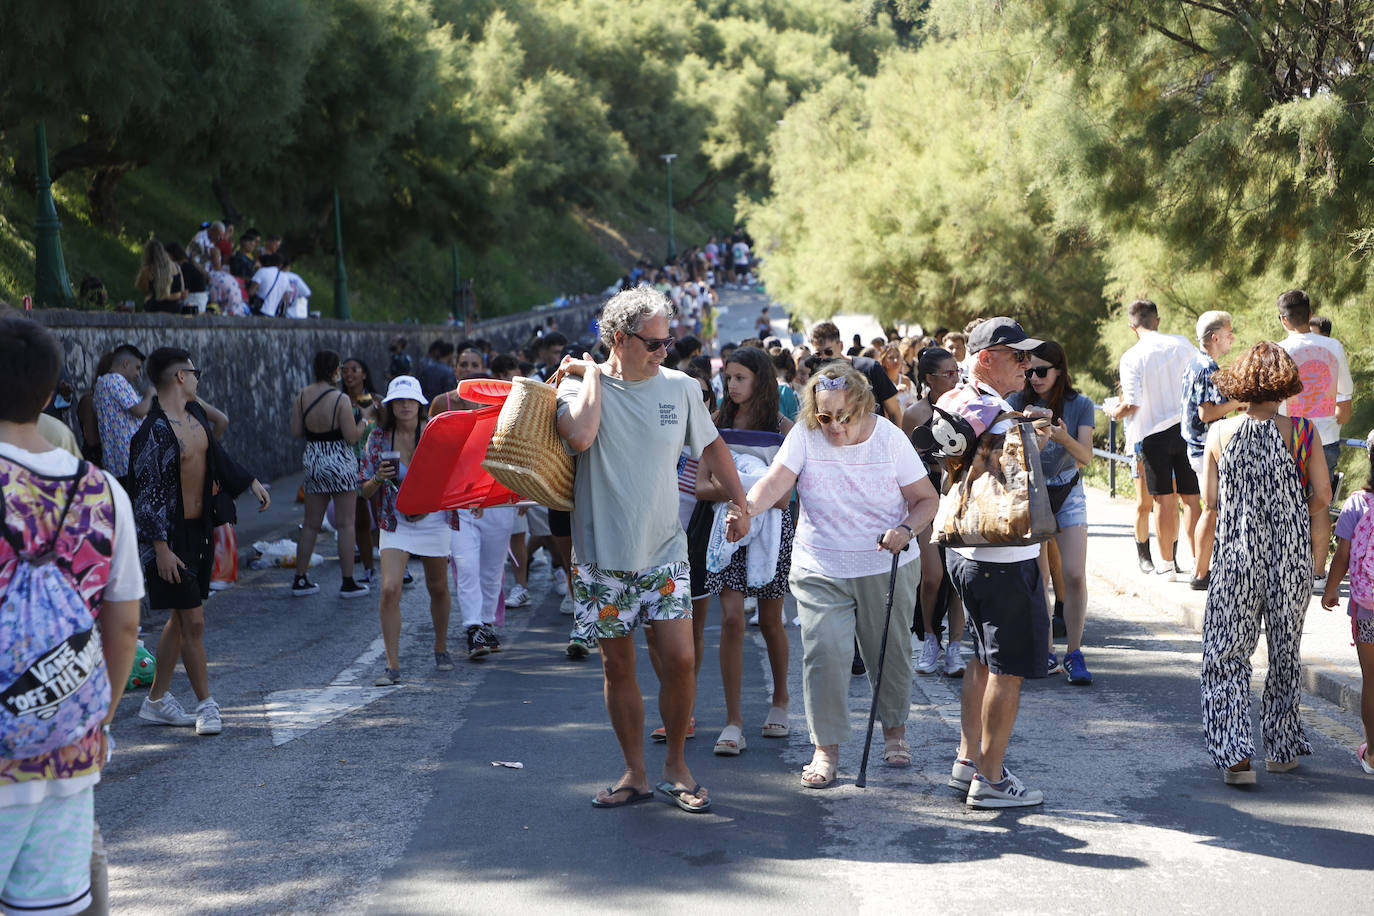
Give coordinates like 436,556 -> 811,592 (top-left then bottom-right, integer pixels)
31,300 -> 604,481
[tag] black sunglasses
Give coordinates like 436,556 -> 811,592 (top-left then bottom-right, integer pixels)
180,367 -> 203,380
1024,366 -> 1053,379
630,331 -> 672,352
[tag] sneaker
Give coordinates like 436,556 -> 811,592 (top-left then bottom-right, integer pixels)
434,651 -> 455,671
915,637 -> 941,675
195,700 -> 222,736
559,595 -> 575,616
482,623 -> 502,652
553,573 -> 569,597
291,575 -> 319,597
356,568 -> 373,585
506,585 -> 531,608
748,610 -> 761,626
949,757 -> 978,791
138,694 -> 197,727
402,569 -> 415,589
1190,572 -> 1210,591
1047,653 -> 1063,675
374,667 -> 401,686
967,769 -> 1044,808
943,642 -> 966,677
566,637 -> 591,659
467,624 -> 493,660
339,580 -> 370,600
1064,648 -> 1093,685
209,580 -> 233,592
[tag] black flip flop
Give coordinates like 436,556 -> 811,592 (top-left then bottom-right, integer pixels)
591,785 -> 654,808
655,781 -> 711,814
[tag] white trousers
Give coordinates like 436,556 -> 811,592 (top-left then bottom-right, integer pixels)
451,508 -> 518,628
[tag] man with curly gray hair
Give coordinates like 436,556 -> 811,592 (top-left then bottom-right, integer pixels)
557,285 -> 751,814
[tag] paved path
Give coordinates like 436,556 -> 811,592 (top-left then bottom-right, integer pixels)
97,474 -> 1374,914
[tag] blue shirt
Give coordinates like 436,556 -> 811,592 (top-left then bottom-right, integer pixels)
1007,391 -> 1096,484
1180,351 -> 1222,459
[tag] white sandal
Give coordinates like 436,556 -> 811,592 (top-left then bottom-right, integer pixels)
714,724 -> 746,756
761,706 -> 790,738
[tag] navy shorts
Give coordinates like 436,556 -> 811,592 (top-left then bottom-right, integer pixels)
946,552 -> 1048,679
549,509 -> 571,538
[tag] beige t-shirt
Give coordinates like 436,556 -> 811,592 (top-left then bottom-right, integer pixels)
558,367 -> 718,572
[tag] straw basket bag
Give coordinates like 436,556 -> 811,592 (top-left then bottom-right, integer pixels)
481,368 -> 575,510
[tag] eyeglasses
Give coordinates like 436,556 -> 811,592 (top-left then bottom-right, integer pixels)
1024,366 -> 1053,379
630,331 -> 673,352
932,369 -> 961,379
180,367 -> 203,380
815,411 -> 856,426
990,347 -> 1030,363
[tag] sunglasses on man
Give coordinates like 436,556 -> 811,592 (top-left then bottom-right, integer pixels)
990,347 -> 1030,363
630,331 -> 673,352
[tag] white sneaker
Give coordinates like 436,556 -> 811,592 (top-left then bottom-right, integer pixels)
916,637 -> 941,675
208,580 -> 233,592
553,574 -> 569,597
195,700 -> 223,736
967,768 -> 1044,808
943,642 -> 966,677
949,756 -> 978,791
749,610 -> 761,626
139,694 -> 196,727
559,594 -> 575,616
507,585 -> 532,608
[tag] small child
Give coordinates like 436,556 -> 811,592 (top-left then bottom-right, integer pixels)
1321,430 -> 1374,774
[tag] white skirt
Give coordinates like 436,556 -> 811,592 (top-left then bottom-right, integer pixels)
380,512 -> 451,558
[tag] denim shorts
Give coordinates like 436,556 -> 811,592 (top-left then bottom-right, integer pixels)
1053,481 -> 1087,529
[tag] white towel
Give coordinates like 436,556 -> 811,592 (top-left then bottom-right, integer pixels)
705,454 -> 782,587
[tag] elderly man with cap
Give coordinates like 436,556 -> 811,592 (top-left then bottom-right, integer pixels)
935,317 -> 1053,808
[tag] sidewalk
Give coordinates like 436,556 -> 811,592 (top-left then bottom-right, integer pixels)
1083,484 -> 1364,714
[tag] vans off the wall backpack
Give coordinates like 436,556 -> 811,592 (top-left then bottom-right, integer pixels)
0,458 -> 114,759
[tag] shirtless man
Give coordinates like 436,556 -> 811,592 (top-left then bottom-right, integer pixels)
131,348 -> 268,735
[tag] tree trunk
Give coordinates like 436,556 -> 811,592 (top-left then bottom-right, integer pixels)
210,174 -> 244,225
87,163 -> 137,231
679,170 -> 725,210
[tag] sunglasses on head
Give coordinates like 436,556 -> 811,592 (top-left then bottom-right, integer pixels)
815,411 -> 856,426
630,331 -> 673,352
1024,365 -> 1053,379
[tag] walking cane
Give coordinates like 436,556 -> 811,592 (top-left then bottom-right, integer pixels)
856,536 -> 909,789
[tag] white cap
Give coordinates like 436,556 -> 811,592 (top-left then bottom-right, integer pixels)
383,375 -> 428,405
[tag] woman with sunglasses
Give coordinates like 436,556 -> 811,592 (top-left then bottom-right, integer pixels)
727,361 -> 940,788
1008,340 -> 1096,685
901,347 -> 967,678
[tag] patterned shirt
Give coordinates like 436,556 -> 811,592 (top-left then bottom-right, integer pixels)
93,372 -> 144,477
360,427 -> 460,533
1180,351 -> 1223,460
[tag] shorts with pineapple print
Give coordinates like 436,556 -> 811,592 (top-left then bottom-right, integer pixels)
571,560 -> 692,640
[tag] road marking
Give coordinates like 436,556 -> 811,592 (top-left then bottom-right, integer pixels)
264,636 -> 399,747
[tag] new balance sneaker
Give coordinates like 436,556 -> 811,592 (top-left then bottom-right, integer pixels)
949,757 -> 978,792
374,667 -> 401,686
195,699 -> 222,736
434,651 -> 455,671
1064,648 -> 1093,685
467,624 -> 493,660
1047,653 -> 1064,675
506,585 -> 532,608
915,637 -> 941,675
482,623 -> 502,652
339,579 -> 370,600
943,642 -> 966,677
139,693 -> 197,727
559,595 -> 575,616
566,637 -> 591,659
967,769 -> 1044,808
291,574 -> 319,597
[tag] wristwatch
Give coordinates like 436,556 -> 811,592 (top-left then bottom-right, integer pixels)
898,524 -> 915,537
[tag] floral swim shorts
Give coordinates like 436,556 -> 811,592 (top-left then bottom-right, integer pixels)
571,560 -> 692,641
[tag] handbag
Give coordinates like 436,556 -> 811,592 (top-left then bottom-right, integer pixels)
1046,472 -> 1081,516
934,414 -> 1058,548
480,368 -> 575,510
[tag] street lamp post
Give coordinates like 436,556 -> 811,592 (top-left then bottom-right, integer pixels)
660,153 -> 677,261
33,121 -> 75,308
332,187 -> 350,320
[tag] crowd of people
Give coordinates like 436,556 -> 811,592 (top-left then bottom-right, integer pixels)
3,272 -> 1373,909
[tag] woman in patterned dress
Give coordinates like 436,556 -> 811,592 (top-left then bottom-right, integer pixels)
1200,342 -> 1330,784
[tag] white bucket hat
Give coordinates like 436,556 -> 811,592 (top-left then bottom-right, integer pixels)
383,375 -> 428,405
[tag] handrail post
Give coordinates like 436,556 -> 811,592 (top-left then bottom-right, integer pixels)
1109,418 -> 1117,499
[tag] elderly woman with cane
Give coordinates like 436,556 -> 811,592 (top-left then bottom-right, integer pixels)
728,361 -> 940,788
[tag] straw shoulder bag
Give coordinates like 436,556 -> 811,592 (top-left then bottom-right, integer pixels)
481,368 -> 575,510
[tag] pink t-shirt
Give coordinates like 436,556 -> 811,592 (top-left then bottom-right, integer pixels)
778,419 -> 924,579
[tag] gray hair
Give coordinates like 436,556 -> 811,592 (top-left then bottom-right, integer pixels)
599,285 -> 675,349
1196,310 -> 1232,344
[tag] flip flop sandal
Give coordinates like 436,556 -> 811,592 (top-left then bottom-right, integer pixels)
591,785 -> 654,808
651,717 -> 695,743
801,756 -> 837,789
761,706 -> 790,738
714,724 -> 746,756
883,738 -> 911,768
655,781 -> 711,813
